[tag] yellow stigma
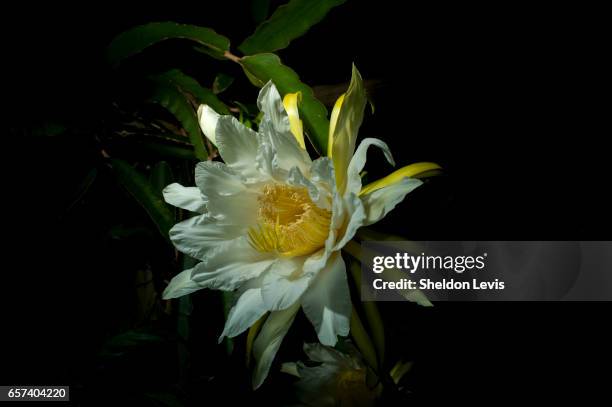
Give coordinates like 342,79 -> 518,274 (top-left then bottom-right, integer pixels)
248,184 -> 331,257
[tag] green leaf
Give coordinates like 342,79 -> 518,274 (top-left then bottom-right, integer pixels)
350,305 -> 378,372
31,121 -> 67,137
234,101 -> 257,128
132,140 -> 197,160
192,45 -> 228,61
65,168 -> 97,213
105,330 -> 165,349
239,0 -> 346,55
100,330 -> 166,359
153,70 -> 230,115
233,101 -> 259,117
251,0 -> 271,24
241,53 -> 329,154
109,225 -> 155,240
148,81 -> 208,160
177,255 -> 197,383
150,161 -> 174,200
349,260 -> 385,368
110,158 -> 175,240
107,22 -> 230,66
212,73 -> 235,94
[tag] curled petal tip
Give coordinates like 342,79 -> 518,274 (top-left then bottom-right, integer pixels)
197,104 -> 220,146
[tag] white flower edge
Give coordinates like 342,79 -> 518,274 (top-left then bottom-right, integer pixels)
162,73 -> 425,389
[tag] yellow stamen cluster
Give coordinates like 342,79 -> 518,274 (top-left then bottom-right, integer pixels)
248,184 -> 331,257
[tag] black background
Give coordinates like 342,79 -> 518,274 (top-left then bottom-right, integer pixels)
3,1 -> 610,405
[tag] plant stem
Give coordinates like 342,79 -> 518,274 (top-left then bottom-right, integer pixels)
224,50 -> 242,64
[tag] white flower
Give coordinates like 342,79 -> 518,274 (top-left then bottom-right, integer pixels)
282,343 -> 379,407
161,66 -> 437,388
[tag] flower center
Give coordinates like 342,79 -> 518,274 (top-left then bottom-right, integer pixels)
247,184 -> 331,257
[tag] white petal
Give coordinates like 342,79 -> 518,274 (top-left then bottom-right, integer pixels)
257,81 -> 290,134
191,237 -> 276,291
208,189 -> 260,225
296,361 -> 339,383
195,161 -> 245,195
169,214 -> 245,261
301,189 -> 344,277
162,267 -> 203,299
259,120 -> 311,174
197,104 -> 220,146
301,253 -> 351,346
254,139 -> 281,179
361,178 -> 423,226
252,302 -> 300,389
345,138 -> 395,196
304,157 -> 335,210
400,289 -> 433,307
302,248 -> 332,279
286,166 -> 323,209
162,183 -> 206,213
303,343 -> 348,364
194,161 -> 260,224
215,115 -> 261,180
333,192 -> 366,251
280,362 -> 300,377
219,286 -> 267,342
294,363 -> 341,406
309,157 -> 335,188
257,82 -> 311,173
261,258 -> 311,311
